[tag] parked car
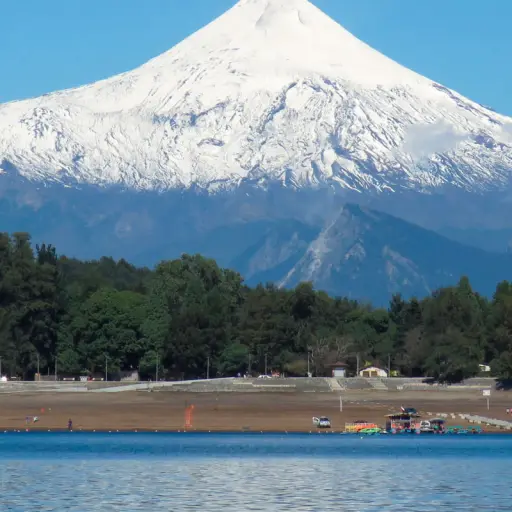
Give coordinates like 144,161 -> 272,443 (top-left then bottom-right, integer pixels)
312,416 -> 331,428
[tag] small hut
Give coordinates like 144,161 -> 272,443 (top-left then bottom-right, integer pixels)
330,362 -> 348,378
385,411 -> 421,433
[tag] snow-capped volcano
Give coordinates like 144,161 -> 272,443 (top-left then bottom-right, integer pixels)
1,0 -> 512,192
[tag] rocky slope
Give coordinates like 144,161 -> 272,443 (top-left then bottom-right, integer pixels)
235,204 -> 512,304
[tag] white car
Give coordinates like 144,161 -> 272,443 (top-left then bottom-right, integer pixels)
258,374 -> 271,379
312,416 -> 331,428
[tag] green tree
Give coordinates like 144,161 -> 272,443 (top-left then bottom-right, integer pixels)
218,343 -> 249,375
71,288 -> 145,375
425,328 -> 482,383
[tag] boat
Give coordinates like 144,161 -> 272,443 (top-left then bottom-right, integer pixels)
420,418 -> 446,434
344,421 -> 380,433
446,425 -> 483,435
358,427 -> 383,435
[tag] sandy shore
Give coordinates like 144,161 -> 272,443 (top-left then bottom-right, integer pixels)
1,389 -> 512,432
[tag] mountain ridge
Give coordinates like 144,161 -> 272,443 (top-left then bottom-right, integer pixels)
0,171 -> 509,304
236,203 -> 512,304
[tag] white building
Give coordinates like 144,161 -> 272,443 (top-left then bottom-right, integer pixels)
359,366 -> 388,378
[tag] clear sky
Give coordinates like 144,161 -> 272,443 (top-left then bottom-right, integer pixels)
2,0 -> 511,115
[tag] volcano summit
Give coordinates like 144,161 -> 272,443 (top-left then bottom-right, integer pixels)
1,0 -> 512,303
1,0 -> 512,193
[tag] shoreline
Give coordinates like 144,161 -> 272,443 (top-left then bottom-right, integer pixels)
2,427 -> 509,435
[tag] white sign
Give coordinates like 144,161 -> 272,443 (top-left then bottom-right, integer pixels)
483,389 -> 491,396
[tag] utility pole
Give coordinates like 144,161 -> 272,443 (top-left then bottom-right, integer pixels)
356,353 -> 360,376
307,352 -> 310,376
264,353 -> 268,376
37,353 -> 40,382
156,353 -> 159,382
248,353 -> 252,376
55,355 -> 57,382
207,356 -> 210,380
105,354 -> 108,382
0,356 -> 2,378
388,354 -> 391,377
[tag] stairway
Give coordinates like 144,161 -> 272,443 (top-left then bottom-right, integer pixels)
366,378 -> 388,391
326,378 -> 345,391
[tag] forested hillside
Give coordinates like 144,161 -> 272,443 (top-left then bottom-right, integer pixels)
1,232 -> 511,383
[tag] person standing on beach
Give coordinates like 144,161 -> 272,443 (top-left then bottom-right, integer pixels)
68,419 -> 73,431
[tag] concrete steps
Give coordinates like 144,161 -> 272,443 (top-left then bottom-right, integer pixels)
327,378 -> 344,391
366,378 -> 388,391
337,378 -> 372,390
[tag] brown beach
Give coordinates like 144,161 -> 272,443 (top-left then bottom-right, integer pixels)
2,389 -> 512,432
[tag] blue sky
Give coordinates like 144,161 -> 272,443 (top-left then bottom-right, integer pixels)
2,0 -> 511,114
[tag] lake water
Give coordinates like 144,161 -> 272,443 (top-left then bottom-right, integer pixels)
0,433 -> 511,511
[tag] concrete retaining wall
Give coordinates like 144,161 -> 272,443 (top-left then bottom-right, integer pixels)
336,377 -> 497,392
0,376 -> 499,394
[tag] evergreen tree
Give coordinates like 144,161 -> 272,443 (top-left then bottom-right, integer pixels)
0,230 -> 509,383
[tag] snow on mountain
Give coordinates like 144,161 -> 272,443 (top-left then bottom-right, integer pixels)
1,0 -> 512,193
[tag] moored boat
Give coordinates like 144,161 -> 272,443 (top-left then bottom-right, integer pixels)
420,418 -> 446,434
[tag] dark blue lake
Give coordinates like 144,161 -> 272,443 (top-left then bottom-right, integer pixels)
0,433 -> 510,510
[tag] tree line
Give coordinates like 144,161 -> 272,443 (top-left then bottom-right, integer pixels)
1,231 -> 512,383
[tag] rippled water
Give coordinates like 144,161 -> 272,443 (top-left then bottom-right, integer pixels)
0,433 -> 511,511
